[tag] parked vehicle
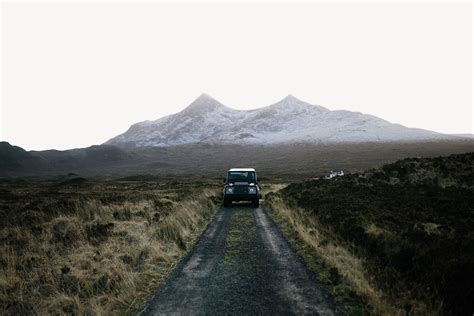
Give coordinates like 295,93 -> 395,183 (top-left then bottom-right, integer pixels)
324,170 -> 345,179
223,168 -> 260,207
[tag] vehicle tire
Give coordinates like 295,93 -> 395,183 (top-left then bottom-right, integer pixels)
252,198 -> 259,208
224,198 -> 231,207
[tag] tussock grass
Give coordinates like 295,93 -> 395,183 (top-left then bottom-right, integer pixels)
266,194 -> 403,315
156,190 -> 216,250
0,178 -> 220,315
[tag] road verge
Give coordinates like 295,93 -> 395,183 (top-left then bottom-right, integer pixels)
265,192 -> 401,315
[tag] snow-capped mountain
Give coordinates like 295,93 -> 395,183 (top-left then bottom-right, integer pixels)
105,94 -> 452,147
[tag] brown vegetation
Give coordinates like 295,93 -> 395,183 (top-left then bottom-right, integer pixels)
266,152 -> 474,315
0,177 -> 220,315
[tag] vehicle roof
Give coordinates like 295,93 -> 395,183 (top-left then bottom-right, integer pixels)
228,168 -> 256,172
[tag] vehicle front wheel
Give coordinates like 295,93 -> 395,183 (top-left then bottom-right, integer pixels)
224,198 -> 231,207
252,198 -> 259,208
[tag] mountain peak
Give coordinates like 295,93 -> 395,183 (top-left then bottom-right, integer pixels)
275,94 -> 309,105
282,94 -> 300,102
266,95 -> 329,114
184,94 -> 224,112
269,94 -> 312,108
196,93 -> 214,101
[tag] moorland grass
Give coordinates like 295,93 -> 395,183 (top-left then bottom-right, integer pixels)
266,152 -> 474,315
0,177 -> 220,315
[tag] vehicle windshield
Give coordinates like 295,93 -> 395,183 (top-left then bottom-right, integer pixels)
228,171 -> 256,182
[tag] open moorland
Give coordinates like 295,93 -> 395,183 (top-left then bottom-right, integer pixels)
0,176 -> 221,315
1,150 -> 473,315
2,140 -> 474,180
266,152 -> 474,315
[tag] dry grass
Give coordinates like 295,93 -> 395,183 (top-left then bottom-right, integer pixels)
265,152 -> 474,315
260,182 -> 288,194
272,153 -> 474,315
265,194 -> 409,315
0,178 -> 220,315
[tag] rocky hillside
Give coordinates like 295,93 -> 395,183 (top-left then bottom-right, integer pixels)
106,94 -> 454,147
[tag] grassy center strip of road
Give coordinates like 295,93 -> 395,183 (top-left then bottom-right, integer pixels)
223,207 -> 258,270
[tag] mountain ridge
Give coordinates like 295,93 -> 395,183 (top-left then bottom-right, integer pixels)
105,94 -> 454,148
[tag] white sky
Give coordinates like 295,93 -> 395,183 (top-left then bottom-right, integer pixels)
1,1 -> 472,150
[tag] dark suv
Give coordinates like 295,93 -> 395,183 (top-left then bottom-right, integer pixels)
223,168 -> 260,207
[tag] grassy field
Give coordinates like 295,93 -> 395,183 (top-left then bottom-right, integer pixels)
266,152 -> 474,315
0,176 -> 221,315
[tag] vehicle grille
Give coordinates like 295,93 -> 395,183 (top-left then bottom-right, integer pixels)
233,186 -> 248,194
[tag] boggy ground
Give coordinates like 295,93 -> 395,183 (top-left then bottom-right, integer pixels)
266,152 -> 474,315
0,176 -> 221,315
141,203 -> 342,315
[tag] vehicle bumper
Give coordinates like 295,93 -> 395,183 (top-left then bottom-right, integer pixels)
224,194 -> 258,201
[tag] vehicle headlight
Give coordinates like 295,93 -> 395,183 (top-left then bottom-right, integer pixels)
248,187 -> 257,194
225,187 -> 234,194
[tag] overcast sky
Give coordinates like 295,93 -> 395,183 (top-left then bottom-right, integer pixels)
1,1 -> 472,150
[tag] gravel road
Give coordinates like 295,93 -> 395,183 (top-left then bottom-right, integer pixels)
140,203 -> 342,315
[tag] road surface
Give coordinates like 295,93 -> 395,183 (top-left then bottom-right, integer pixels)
140,203 -> 342,315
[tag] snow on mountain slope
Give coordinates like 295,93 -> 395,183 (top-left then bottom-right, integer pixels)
105,94 -> 452,147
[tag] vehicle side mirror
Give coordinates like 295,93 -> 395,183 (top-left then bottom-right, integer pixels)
223,178 -> 227,183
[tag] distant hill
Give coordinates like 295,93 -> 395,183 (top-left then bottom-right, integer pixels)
0,142 -> 138,177
452,133 -> 474,139
106,94 -> 458,147
1,140 -> 473,178
0,142 -> 49,175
